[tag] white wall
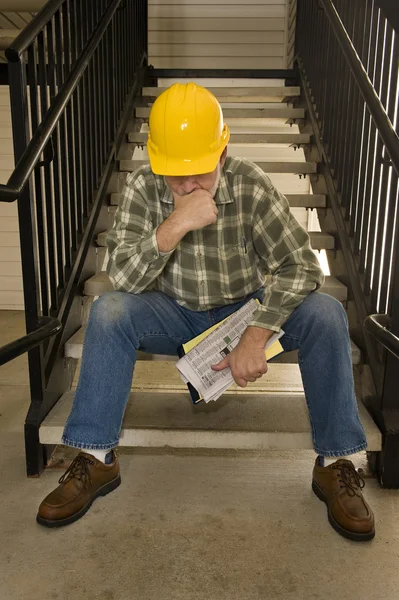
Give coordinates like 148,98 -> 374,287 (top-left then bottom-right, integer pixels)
148,0 -> 296,69
0,85 -> 22,310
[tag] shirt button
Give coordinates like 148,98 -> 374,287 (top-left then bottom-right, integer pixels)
200,281 -> 205,286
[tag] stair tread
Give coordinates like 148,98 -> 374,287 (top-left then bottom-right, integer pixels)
142,86 -> 301,101
136,107 -> 305,119
308,231 -> 335,250
39,386 -> 381,450
96,230 -> 334,250
119,160 -> 318,174
127,132 -> 311,145
109,193 -> 326,210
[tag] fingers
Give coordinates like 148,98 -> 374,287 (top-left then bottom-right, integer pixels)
233,370 -> 267,387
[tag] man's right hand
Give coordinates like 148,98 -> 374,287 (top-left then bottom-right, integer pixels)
172,189 -> 218,233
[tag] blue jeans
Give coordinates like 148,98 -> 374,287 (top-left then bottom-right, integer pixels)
63,289 -> 367,457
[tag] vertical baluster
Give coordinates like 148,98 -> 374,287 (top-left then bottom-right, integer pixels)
37,29 -> 58,313
76,0 -> 89,220
89,3 -> 99,188
369,22 -> 396,308
335,0 -> 355,199
109,12 -> 116,144
27,42 -> 49,316
54,9 -> 71,272
347,0 -> 371,226
69,0 -> 84,235
359,9 -> 385,276
379,34 -> 399,312
46,17 -> 64,292
354,2 -> 379,255
81,1 -> 93,211
330,1 -> 350,179
62,0 -> 78,251
94,2 -> 104,175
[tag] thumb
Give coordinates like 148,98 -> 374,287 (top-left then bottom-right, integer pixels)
211,356 -> 229,371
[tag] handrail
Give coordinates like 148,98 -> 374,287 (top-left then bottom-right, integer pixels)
0,0 -> 121,203
365,315 -> 399,361
5,0 -> 64,61
0,317 -> 62,366
319,0 -> 399,177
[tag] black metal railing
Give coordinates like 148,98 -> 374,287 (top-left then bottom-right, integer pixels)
0,0 -> 147,475
296,0 -> 399,486
0,317 -> 62,367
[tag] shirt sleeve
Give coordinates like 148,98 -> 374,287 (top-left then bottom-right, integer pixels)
106,173 -> 175,294
248,184 -> 325,332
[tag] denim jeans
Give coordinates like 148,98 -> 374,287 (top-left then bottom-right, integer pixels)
63,289 -> 367,457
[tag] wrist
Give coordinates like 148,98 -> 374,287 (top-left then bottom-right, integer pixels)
156,213 -> 188,253
241,325 -> 274,347
169,210 -> 190,236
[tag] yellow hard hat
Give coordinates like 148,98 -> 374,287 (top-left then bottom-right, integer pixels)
147,83 -> 230,176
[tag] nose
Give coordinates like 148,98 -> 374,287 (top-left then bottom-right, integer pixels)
181,179 -> 201,194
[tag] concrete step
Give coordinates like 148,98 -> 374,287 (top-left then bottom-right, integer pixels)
108,193 -> 326,210
136,107 -> 305,120
95,230 -> 334,251
142,86 -> 301,102
111,172 -> 313,196
127,132 -> 311,145
83,272 -> 347,302
121,142 -> 312,164
118,159 -> 317,175
39,370 -> 381,450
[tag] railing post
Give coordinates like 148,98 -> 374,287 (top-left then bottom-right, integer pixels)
8,56 -> 47,476
378,249 -> 399,487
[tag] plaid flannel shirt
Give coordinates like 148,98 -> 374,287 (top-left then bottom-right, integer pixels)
106,156 -> 324,332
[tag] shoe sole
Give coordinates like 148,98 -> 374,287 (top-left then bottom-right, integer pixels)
36,473 -> 122,528
312,480 -> 375,542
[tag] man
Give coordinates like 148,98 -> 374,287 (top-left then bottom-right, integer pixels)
37,83 -> 374,541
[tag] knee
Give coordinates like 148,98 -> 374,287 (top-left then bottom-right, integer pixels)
305,292 -> 348,333
90,291 -> 132,329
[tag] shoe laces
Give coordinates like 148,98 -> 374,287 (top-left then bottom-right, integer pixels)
332,462 -> 365,496
58,454 -> 94,487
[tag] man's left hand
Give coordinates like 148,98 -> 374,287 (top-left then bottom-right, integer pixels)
211,336 -> 268,388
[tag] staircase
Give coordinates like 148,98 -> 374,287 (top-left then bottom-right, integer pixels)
39,77 -> 381,453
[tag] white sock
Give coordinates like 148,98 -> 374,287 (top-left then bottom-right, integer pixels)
82,449 -> 110,463
323,455 -> 354,467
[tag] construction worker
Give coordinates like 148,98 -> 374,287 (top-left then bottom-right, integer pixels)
37,83 -> 374,541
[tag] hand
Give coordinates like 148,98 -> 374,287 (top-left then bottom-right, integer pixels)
172,189 -> 218,233
211,337 -> 268,388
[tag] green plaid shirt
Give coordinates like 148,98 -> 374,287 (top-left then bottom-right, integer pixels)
106,156 -> 324,332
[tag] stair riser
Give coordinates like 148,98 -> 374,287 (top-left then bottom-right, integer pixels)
142,86 -> 301,100
118,159 -> 318,174
39,390 -> 381,450
128,132 -> 311,145
136,107 -> 305,119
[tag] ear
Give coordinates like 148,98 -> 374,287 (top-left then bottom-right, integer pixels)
219,146 -> 228,169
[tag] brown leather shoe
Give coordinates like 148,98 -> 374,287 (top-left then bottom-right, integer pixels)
312,457 -> 375,542
37,451 -> 121,528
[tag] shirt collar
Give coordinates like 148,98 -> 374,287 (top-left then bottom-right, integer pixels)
158,168 -> 234,205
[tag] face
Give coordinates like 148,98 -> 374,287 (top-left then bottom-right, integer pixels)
164,148 -> 227,197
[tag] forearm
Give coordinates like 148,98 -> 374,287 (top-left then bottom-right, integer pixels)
156,211 -> 189,253
241,325 -> 275,347
107,226 -> 176,294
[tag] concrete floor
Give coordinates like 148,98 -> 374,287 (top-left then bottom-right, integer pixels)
1,311 -> 399,600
